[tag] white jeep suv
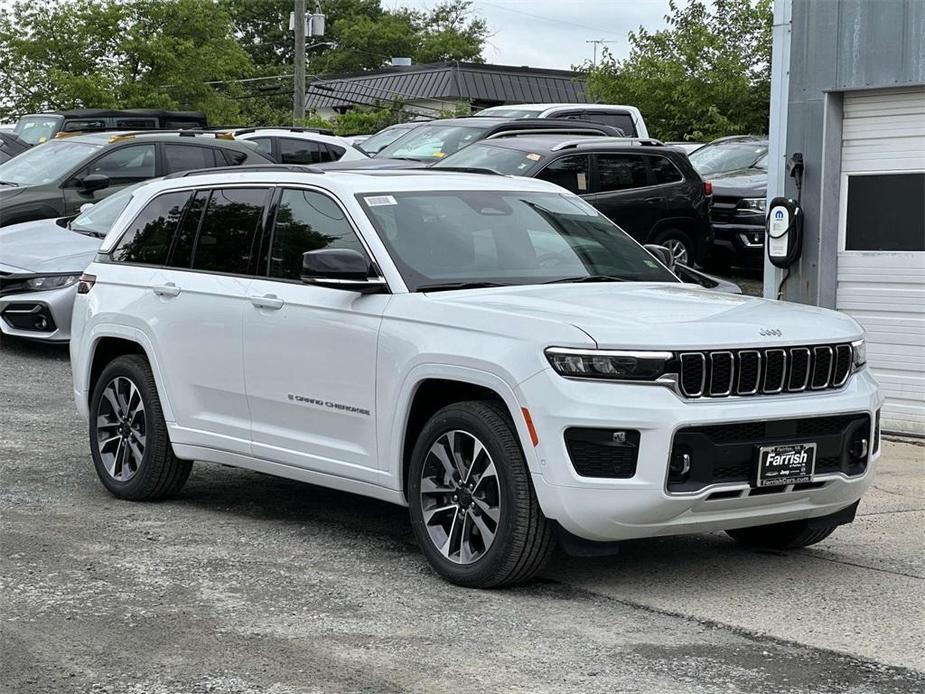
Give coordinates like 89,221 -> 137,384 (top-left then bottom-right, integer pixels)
70,165 -> 883,588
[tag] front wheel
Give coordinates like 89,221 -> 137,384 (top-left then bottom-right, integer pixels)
408,401 -> 555,588
652,228 -> 695,267
89,354 -> 191,500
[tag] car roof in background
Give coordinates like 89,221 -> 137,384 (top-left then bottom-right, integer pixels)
53,131 -> 259,149
461,134 -> 668,153
706,135 -> 769,146
23,109 -> 206,119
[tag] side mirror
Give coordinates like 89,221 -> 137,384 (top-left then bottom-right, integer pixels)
78,202 -> 96,214
301,248 -> 387,293
78,173 -> 110,193
644,243 -> 675,271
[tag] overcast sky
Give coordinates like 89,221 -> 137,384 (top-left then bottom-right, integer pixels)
388,0 -> 674,70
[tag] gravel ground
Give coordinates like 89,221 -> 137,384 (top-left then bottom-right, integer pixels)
1,335 -> 923,694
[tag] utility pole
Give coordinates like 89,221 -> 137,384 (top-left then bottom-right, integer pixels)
586,39 -> 617,68
293,0 -> 306,123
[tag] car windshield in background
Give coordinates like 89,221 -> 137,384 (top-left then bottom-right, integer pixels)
359,123 -> 419,155
433,143 -> 545,175
688,142 -> 768,176
70,183 -> 140,237
473,108 -> 541,119
359,190 -> 678,291
376,124 -> 487,161
0,140 -> 102,186
14,115 -> 63,145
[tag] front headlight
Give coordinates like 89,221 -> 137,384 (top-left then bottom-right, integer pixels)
23,274 -> 80,291
545,348 -> 675,381
851,339 -> 866,369
740,197 -> 767,212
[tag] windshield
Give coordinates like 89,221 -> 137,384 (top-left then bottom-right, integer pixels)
474,108 -> 541,119
688,141 -> 768,176
376,124 -> 487,161
0,139 -> 101,186
14,115 -> 63,145
433,143 -> 544,175
359,123 -> 418,155
359,190 -> 677,291
70,182 -> 140,237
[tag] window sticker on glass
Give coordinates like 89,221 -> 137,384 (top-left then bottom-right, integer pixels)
526,153 -> 541,161
365,195 -> 397,206
577,172 -> 588,191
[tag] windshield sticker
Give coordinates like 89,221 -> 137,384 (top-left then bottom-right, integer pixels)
365,195 -> 397,206
576,172 -> 588,191
526,153 -> 541,161
433,151 -> 446,158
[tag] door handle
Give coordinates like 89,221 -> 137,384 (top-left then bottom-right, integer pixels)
250,294 -> 284,310
645,196 -> 664,204
152,282 -> 180,297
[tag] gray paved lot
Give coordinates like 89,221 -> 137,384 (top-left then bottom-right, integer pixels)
1,335 -> 923,694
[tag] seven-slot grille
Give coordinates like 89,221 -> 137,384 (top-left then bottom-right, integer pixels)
678,344 -> 853,398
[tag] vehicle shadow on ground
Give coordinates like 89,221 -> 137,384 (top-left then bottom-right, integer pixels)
0,334 -> 71,361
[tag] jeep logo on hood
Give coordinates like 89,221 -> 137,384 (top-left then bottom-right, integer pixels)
759,328 -> 782,337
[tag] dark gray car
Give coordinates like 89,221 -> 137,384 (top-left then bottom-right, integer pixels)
0,131 -> 271,227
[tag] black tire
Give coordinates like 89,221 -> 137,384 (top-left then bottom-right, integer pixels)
408,401 -> 555,588
89,354 -> 191,500
652,228 -> 695,267
726,519 -> 838,550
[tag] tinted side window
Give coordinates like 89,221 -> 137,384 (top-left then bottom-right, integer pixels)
222,148 -> 249,166
167,190 -> 208,268
647,155 -> 684,184
582,113 -> 635,136
111,191 -> 192,265
325,144 -> 346,161
115,118 -> 157,129
279,138 -> 325,165
163,144 -> 220,174
535,155 -> 590,194
191,188 -> 268,275
596,154 -> 650,192
76,144 -> 156,185
269,189 -> 367,280
250,137 -> 273,160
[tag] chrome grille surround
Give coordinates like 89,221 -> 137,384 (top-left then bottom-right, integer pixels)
677,343 -> 856,398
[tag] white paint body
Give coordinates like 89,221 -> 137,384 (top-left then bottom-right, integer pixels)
475,103 -> 650,139
234,129 -> 368,162
70,170 -> 883,542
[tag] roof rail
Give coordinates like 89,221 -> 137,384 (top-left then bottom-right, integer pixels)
550,137 -> 665,151
487,127 -> 618,140
229,126 -> 337,137
109,129 -> 235,142
163,164 -> 325,179
426,166 -> 505,176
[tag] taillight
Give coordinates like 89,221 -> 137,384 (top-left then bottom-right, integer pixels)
76,273 -> 96,294
703,181 -> 713,196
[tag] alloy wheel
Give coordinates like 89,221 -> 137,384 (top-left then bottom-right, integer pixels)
419,430 -> 501,565
664,238 -> 690,266
95,376 -> 146,482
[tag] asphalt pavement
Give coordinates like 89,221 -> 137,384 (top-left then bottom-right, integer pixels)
1,334 -> 923,694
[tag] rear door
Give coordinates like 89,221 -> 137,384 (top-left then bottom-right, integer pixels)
151,186 -> 270,453
243,186 -> 388,481
161,143 -> 224,174
581,152 -> 657,242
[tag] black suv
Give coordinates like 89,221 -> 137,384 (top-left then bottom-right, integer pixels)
434,135 -> 713,266
13,109 -> 208,145
688,136 -> 768,270
0,131 -> 270,227
320,117 -> 624,170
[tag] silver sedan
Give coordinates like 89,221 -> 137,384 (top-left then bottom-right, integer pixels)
0,185 -> 137,342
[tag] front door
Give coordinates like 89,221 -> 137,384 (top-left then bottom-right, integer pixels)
62,143 -> 157,213
243,187 -> 388,481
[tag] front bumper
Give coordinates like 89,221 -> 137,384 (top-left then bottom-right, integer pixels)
0,285 -> 77,342
519,367 -> 883,542
711,221 -> 765,268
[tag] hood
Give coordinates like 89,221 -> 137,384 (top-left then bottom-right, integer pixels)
428,283 -> 862,350
709,168 -> 767,197
0,218 -> 100,273
0,185 -> 24,199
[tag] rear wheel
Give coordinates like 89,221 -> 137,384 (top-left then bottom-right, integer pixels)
408,401 -> 555,588
726,519 -> 838,549
89,354 -> 191,500
652,228 -> 694,266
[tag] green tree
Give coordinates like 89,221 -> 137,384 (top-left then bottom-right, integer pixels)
0,0 -> 253,123
583,0 -> 772,142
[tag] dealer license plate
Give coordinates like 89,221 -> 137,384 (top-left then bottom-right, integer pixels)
755,443 -> 816,487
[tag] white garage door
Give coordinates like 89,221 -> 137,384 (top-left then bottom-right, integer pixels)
837,87 -> 925,436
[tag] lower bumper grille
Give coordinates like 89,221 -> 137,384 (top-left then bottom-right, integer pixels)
667,413 -> 871,493
565,428 -> 639,478
1,303 -> 56,332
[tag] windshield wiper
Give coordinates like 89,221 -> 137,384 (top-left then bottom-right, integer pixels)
416,281 -> 508,292
544,274 -> 630,284
0,180 -> 19,187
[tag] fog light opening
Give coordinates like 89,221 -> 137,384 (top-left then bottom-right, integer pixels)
849,436 -> 869,461
669,446 -> 692,479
